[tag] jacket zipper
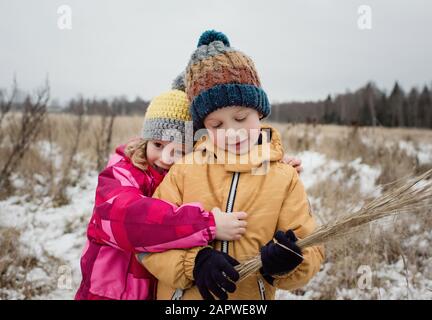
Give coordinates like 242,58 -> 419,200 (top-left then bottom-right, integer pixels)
171,172 -> 240,300
221,172 -> 240,254
257,278 -> 266,300
171,288 -> 184,300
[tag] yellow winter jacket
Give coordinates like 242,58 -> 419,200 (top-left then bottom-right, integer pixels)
140,125 -> 324,300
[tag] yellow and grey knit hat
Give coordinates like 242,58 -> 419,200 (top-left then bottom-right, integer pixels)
141,74 -> 192,143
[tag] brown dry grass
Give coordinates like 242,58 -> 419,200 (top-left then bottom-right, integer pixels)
37,114 -> 143,164
273,122 -> 432,185
0,113 -> 143,201
0,226 -> 63,299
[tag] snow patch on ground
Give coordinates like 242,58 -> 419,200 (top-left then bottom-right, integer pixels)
0,171 -> 97,299
298,151 -> 381,197
398,140 -> 432,165
361,136 -> 432,165
276,256 -> 432,300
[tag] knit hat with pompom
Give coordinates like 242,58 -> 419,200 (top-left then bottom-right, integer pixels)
185,30 -> 271,129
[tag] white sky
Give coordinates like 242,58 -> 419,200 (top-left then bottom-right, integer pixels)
1,0 -> 431,104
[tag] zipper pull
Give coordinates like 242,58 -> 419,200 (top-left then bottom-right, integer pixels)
171,288 -> 184,300
257,278 -> 266,300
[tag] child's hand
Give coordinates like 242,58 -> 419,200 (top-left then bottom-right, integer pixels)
259,230 -> 303,281
193,247 -> 240,300
212,207 -> 247,241
281,155 -> 303,174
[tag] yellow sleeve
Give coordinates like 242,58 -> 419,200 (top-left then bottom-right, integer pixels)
152,163 -> 184,204
139,246 -> 207,289
273,168 -> 325,291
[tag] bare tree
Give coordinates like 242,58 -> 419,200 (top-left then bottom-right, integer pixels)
390,82 -> 405,127
0,81 -> 49,196
407,88 -> 419,127
44,116 -> 56,196
95,103 -> 116,171
0,78 -> 18,142
52,98 -> 85,206
365,82 -> 378,127
418,86 -> 432,128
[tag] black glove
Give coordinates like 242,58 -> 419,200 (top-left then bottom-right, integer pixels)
193,247 -> 240,300
259,230 -> 303,284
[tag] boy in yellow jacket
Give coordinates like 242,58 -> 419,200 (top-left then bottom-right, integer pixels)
139,30 -> 324,300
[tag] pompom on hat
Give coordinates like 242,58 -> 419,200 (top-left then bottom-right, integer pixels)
185,30 -> 271,130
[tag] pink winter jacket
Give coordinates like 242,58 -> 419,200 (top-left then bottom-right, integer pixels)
75,145 -> 215,300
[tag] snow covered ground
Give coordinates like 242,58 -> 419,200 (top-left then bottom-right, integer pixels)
0,170 -> 97,299
0,142 -> 431,300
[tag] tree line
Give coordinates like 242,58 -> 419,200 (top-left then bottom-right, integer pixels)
268,82 -> 432,128
3,81 -> 432,128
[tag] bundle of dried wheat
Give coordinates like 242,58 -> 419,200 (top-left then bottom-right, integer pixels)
235,169 -> 432,282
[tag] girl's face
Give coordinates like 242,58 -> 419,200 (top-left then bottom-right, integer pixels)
203,106 -> 262,154
146,140 -> 185,173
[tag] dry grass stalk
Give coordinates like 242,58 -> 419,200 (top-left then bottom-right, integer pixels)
235,169 -> 432,281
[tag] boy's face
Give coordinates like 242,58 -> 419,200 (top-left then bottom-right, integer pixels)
146,140 -> 185,173
203,106 -> 262,155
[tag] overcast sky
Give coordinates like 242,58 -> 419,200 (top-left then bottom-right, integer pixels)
1,0 -> 431,104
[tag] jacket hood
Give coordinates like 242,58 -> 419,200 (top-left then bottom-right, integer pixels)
193,125 -> 284,172
113,143 -> 166,184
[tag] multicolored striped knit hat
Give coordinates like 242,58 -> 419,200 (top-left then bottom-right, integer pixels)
141,74 -> 192,143
185,30 -> 271,130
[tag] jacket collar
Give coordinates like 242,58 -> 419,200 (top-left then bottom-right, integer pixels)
194,125 -> 284,173
146,164 -> 167,185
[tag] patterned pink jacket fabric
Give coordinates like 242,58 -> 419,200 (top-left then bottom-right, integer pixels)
75,145 -> 215,300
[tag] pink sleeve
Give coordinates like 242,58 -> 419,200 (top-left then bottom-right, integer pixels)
86,161 -> 215,253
